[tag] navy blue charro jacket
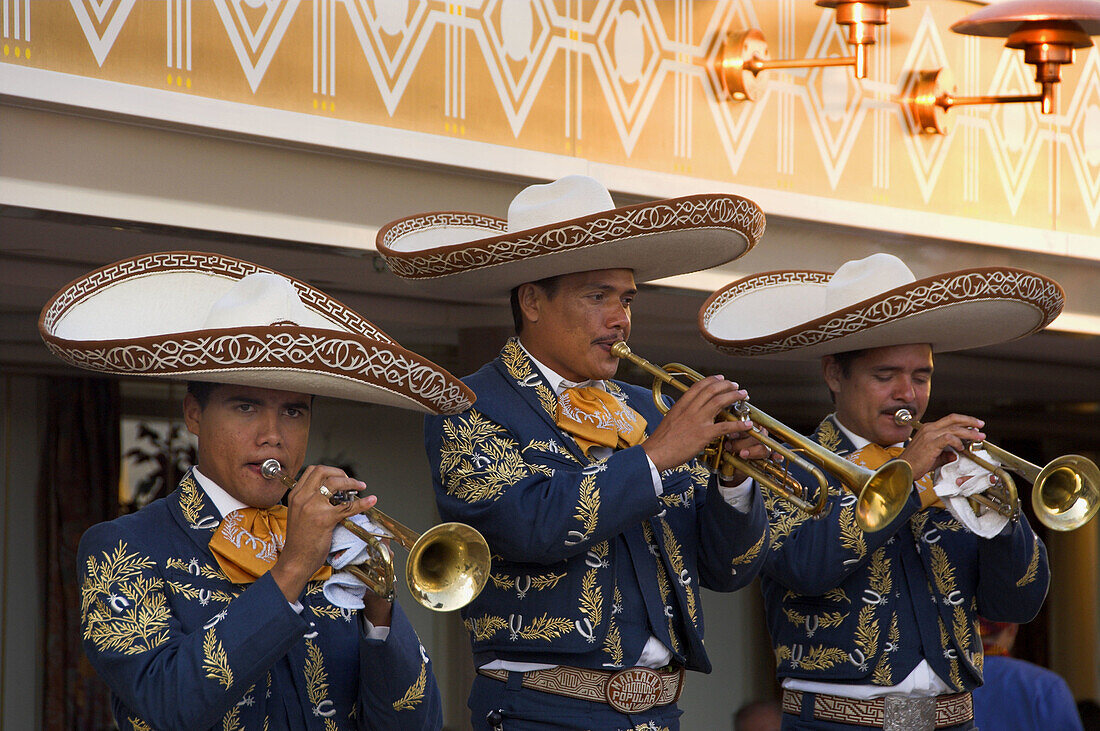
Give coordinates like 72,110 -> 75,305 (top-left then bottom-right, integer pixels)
761,416 -> 1049,692
78,470 -> 442,730
424,339 -> 769,673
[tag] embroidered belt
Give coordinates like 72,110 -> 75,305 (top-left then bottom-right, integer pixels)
478,665 -> 685,714
782,690 -> 973,730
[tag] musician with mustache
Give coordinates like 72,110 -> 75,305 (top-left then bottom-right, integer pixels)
40,253 -> 478,730
376,176 -> 772,730
700,254 -> 1057,731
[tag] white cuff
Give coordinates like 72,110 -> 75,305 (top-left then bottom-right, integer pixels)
361,616 -> 391,641
645,454 -> 664,497
717,477 -> 755,513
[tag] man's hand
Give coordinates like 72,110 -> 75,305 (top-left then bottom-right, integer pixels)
899,413 -> 986,482
270,465 -> 372,603
642,375 -> 755,473
719,424 -> 775,485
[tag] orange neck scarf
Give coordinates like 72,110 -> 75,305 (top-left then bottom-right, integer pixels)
209,505 -> 333,584
848,443 -> 943,510
556,386 -> 648,457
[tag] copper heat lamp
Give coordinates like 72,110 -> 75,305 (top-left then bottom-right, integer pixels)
714,1 -> 909,101
902,0 -> 1100,134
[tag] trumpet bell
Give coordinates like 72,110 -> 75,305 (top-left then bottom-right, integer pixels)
1033,455 -> 1100,532
406,522 -> 491,612
853,459 -> 915,533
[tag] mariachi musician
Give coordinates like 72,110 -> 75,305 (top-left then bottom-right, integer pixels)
39,252 -> 477,730
699,253 -> 1058,731
376,175 -> 772,729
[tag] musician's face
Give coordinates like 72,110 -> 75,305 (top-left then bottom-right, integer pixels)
824,344 -> 933,447
183,384 -> 312,509
518,268 -> 635,383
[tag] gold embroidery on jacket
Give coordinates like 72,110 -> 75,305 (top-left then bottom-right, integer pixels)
464,614 -> 508,641
578,542 -> 607,642
165,557 -> 227,581
659,517 -> 697,626
573,473 -> 600,541
775,644 -> 848,670
816,419 -> 843,453
501,338 -> 557,418
515,613 -> 574,640
202,627 -> 233,688
645,522 -> 681,654
731,530 -> 767,573
853,548 -> 892,671
304,640 -> 338,730
393,663 -> 427,712
220,705 -> 242,731
872,612 -> 900,685
603,585 -> 625,667
1017,535 -> 1040,587
178,475 -> 205,527
440,411 -> 541,503
127,717 -> 152,731
81,541 -> 170,655
937,617 -> 963,689
166,581 -> 235,605
782,608 -> 848,634
310,604 -> 343,621
489,570 -> 567,595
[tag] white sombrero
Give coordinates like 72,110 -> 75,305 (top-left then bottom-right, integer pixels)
39,251 -> 475,415
699,253 -> 1064,359
376,175 -> 766,298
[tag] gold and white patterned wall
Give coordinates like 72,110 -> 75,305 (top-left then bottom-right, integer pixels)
4,0 -> 1100,238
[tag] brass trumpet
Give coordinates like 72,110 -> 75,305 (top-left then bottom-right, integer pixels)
611,343 -> 913,532
893,409 -> 1100,532
261,459 -> 491,611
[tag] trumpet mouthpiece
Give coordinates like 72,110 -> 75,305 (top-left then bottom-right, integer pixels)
610,341 -> 632,358
893,409 -> 914,427
260,459 -> 284,480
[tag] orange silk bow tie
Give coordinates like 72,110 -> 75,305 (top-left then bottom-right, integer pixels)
555,386 -> 648,457
848,443 -> 942,511
209,505 -> 333,584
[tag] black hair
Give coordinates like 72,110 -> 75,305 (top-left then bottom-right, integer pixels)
186,381 -> 218,408
824,349 -> 868,404
510,274 -> 565,334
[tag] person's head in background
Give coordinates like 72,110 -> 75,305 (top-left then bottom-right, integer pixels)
978,617 -> 1018,656
733,699 -> 782,731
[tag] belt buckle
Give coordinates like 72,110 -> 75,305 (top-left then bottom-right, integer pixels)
605,667 -> 663,714
883,696 -> 935,731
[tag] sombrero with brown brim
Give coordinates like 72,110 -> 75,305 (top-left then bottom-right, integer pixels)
699,253 -> 1064,359
39,251 -> 475,415
376,175 -> 766,299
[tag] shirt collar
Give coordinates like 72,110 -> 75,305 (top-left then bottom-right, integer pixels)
830,413 -> 903,450
518,340 -> 605,396
192,466 -> 250,519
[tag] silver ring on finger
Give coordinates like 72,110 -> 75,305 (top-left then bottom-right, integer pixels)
318,484 -> 333,498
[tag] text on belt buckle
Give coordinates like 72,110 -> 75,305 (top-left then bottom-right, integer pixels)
605,667 -> 663,714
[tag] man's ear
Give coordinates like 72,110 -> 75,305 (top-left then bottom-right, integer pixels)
182,393 -> 202,437
517,283 -> 542,327
822,356 -> 842,396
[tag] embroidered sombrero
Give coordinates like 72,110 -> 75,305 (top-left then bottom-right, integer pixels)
376,174 -> 766,298
38,251 -> 475,415
699,253 -> 1064,359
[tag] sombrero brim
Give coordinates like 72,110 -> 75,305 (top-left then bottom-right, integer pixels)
377,193 -> 766,298
39,251 -> 475,415
699,267 -> 1064,359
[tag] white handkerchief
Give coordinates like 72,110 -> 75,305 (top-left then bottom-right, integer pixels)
935,449 -> 1010,538
323,571 -> 367,610
328,513 -> 387,570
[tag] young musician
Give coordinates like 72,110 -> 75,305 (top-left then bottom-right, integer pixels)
700,253 -> 1060,731
39,252 -> 475,730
